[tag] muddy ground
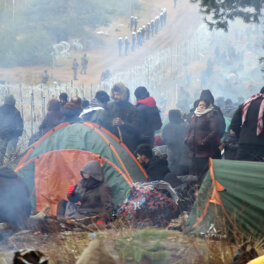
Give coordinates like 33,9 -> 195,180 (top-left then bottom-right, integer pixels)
0,227 -> 240,264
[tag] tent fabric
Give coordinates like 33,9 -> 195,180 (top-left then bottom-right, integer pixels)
185,158 -> 264,238
16,122 -> 148,215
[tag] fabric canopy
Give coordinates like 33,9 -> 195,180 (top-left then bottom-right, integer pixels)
185,158 -> 264,238
16,122 -> 148,215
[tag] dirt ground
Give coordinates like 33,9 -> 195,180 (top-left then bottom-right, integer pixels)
0,228 -> 239,264
0,0 -> 201,86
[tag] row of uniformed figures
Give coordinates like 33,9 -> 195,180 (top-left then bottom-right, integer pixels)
118,8 -> 167,56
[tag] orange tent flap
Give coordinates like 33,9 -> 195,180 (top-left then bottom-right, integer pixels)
34,149 -> 133,215
35,150 -> 99,215
215,180 -> 225,192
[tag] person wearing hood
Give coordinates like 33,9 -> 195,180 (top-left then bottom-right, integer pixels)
39,99 -> 63,134
98,83 -> 140,152
58,160 -> 113,222
62,96 -> 83,123
80,90 -> 110,122
135,144 -> 170,181
162,109 -> 189,175
185,99 -> 220,184
229,87 -> 264,161
0,95 -> 23,165
134,86 -> 162,147
200,89 -> 226,138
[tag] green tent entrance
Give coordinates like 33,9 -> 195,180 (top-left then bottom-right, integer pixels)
185,158 -> 264,238
15,122 -> 148,215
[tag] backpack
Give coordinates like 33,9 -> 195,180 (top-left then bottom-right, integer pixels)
118,181 -> 178,227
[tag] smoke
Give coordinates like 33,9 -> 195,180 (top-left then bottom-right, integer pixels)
0,167 -> 31,230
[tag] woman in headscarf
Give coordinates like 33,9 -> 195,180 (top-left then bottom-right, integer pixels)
185,99 -> 220,184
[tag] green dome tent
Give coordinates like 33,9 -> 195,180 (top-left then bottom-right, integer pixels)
185,158 -> 264,238
16,122 -> 148,215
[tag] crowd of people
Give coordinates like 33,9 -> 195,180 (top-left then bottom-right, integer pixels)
118,8 -> 167,56
27,83 -> 264,181
0,83 -> 264,224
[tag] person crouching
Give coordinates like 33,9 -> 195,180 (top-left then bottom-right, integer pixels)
57,161 -> 113,224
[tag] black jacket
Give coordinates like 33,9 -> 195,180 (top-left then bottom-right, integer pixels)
136,97 -> 162,141
144,156 -> 170,181
66,161 -> 113,221
230,98 -> 264,146
0,104 -> 23,140
99,101 -> 140,152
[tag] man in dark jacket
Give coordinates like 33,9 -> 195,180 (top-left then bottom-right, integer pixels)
229,87 -> 264,161
135,144 -> 170,181
134,86 -> 162,147
98,83 -> 140,152
162,109 -> 189,175
0,95 -> 23,165
60,160 -> 113,222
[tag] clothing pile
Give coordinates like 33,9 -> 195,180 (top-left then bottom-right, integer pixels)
118,181 -> 178,227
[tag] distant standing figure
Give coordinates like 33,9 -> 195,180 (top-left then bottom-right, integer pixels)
150,20 -> 155,37
146,23 -> 151,40
131,32 -> 136,52
160,12 -> 164,28
155,16 -> 159,34
118,37 -> 123,56
80,54 -> 88,75
163,8 -> 167,25
137,30 -> 141,47
130,16 -> 134,31
174,0 -> 177,8
0,95 -> 23,165
125,37 -> 130,56
134,17 -> 138,31
42,70 -> 49,84
141,26 -> 146,43
72,58 -> 79,80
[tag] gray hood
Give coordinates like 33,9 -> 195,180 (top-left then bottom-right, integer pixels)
81,160 -> 104,182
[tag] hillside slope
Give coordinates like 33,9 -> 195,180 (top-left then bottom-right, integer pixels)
0,0 -> 201,85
